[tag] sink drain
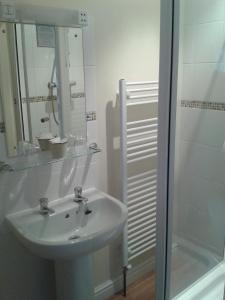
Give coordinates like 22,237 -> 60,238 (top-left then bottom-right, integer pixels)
68,235 -> 80,241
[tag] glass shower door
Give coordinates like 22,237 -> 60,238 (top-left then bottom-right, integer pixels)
158,0 -> 225,299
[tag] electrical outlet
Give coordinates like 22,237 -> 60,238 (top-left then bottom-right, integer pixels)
0,3 -> 16,20
0,121 -> 5,133
78,11 -> 88,26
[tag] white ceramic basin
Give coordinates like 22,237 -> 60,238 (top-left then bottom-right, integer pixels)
6,188 -> 128,260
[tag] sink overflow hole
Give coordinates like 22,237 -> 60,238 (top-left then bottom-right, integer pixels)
65,214 -> 70,218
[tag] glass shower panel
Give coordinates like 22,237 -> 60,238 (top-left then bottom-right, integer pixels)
169,0 -> 225,298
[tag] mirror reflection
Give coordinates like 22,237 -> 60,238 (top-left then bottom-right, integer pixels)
0,22 -> 86,161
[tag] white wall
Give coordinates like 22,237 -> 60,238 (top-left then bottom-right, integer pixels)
0,0 -> 160,299
174,0 -> 225,257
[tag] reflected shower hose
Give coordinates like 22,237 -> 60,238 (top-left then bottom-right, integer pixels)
48,58 -> 59,126
48,82 -> 59,126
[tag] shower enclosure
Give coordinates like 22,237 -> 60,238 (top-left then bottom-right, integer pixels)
157,0 -> 225,299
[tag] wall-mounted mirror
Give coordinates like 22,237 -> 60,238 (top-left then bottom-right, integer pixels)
0,19 -> 87,167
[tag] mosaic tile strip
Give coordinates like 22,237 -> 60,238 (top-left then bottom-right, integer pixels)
22,96 -> 57,103
71,92 -> 85,99
181,100 -> 225,111
22,93 -> 86,104
86,111 -> 96,121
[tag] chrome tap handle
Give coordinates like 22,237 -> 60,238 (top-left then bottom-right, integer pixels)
74,186 -> 82,198
39,197 -> 48,209
39,197 -> 55,215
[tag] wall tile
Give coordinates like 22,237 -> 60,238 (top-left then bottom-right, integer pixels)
195,0 -> 225,24
179,108 -> 225,148
182,0 -> 198,25
181,64 -> 197,100
178,140 -> 225,185
176,172 -> 225,256
187,63 -> 225,103
182,25 -> 196,63
193,63 -> 217,101
182,0 -> 225,25
211,63 -> 225,102
195,22 -> 224,63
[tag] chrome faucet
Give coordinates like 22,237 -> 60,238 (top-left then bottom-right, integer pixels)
74,186 -> 92,215
39,198 -> 55,216
74,186 -> 88,203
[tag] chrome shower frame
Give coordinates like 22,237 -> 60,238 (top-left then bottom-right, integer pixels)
156,0 -> 180,299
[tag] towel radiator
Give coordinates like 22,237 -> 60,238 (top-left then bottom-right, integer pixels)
119,79 -> 158,295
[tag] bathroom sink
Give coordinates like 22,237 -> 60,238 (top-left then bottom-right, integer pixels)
6,188 -> 128,260
6,188 -> 127,300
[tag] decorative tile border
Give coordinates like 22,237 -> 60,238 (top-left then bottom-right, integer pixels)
181,100 -> 225,111
22,93 -> 86,103
71,92 -> 85,99
86,111 -> 96,121
22,96 -> 57,103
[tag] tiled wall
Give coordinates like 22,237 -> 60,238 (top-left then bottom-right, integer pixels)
175,0 -> 225,257
181,0 -> 225,103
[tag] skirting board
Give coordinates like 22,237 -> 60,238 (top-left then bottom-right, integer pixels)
94,256 -> 155,300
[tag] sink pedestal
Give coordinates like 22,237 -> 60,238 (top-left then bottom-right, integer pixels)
55,255 -> 93,300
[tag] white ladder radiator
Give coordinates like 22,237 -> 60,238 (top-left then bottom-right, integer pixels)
119,79 -> 158,295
